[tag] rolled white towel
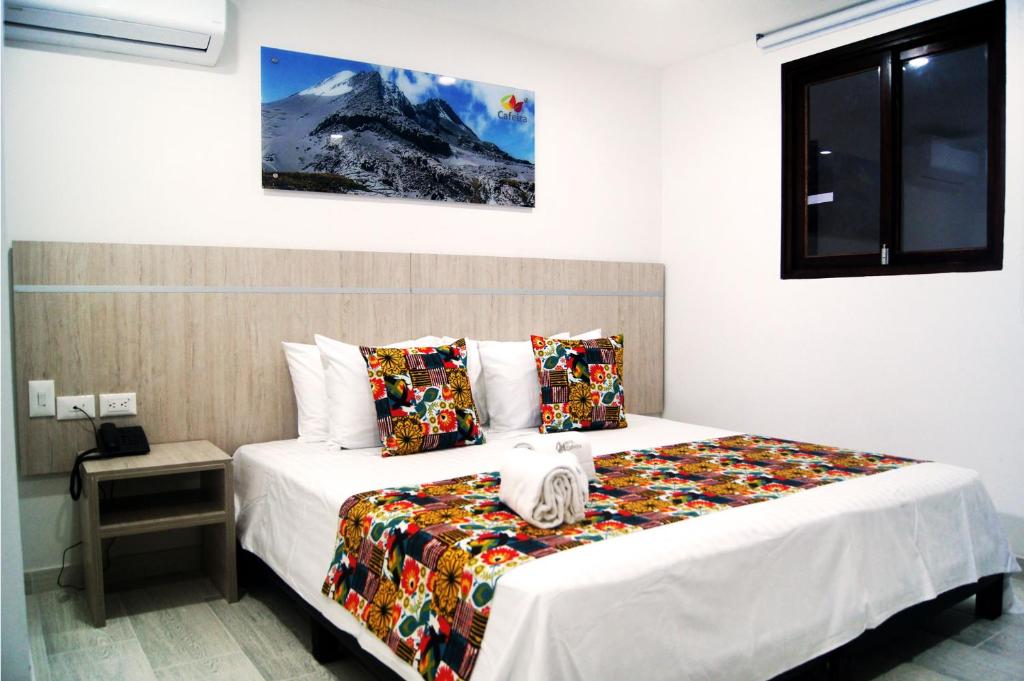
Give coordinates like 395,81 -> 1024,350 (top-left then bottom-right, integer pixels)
513,432 -> 596,481
499,448 -> 588,529
552,432 -> 596,482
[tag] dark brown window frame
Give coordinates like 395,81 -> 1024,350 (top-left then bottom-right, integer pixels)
781,1 -> 1005,279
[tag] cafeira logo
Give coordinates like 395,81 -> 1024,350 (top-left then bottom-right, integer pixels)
498,94 -> 529,123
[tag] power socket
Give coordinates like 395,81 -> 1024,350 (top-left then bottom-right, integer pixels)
99,392 -> 137,417
56,395 -> 96,420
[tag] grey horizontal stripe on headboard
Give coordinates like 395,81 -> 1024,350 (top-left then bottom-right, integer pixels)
411,287 -> 663,298
13,284 -> 409,295
14,284 -> 664,298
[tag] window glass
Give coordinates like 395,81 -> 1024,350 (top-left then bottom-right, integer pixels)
806,68 -> 881,257
901,45 -> 988,252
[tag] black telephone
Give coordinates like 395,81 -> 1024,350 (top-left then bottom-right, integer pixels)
96,422 -> 150,456
69,411 -> 150,500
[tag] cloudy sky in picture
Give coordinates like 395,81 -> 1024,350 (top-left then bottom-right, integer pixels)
261,47 -> 535,163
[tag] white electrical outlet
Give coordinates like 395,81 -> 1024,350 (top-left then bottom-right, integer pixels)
56,395 -> 96,420
99,392 -> 137,417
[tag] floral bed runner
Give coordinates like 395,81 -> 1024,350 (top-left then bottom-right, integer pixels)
322,435 -> 919,681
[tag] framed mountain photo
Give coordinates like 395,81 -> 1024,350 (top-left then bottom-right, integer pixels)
261,47 -> 535,207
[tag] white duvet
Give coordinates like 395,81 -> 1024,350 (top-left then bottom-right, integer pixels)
233,415 -> 1018,681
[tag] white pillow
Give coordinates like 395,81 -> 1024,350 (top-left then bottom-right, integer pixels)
479,329 -> 602,433
281,342 -> 329,442
315,334 -> 446,450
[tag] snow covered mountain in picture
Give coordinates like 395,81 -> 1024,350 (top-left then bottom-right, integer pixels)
261,47 -> 535,207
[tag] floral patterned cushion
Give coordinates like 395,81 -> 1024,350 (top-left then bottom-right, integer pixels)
530,334 -> 627,433
360,339 -> 485,456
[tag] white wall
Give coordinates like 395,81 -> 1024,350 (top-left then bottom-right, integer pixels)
661,0 -> 1024,555
2,0 -> 661,261
1,3 -> 35,674
2,219 -> 33,680
1,0 -> 662,573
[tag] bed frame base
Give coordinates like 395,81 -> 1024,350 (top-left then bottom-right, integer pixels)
238,546 -> 1004,681
310,616 -> 345,664
775,572 -> 1004,681
975,572 -> 1004,619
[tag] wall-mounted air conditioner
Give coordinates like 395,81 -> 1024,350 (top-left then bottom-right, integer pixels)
4,0 -> 226,66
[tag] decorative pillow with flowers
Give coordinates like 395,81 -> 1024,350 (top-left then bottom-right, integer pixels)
360,338 -> 485,456
530,334 -> 627,433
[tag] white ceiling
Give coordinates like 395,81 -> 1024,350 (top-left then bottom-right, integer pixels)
354,0 -> 866,66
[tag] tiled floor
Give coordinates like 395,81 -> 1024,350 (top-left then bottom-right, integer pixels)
27,576 -> 368,681
26,573 -> 1024,681
843,574 -> 1024,681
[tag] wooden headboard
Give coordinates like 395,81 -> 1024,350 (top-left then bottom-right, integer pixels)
12,241 -> 664,476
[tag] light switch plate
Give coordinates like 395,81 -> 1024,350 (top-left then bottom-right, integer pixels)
56,395 -> 96,420
28,380 -> 56,417
99,392 -> 136,417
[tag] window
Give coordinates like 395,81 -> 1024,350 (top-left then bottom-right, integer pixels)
781,1 -> 1005,279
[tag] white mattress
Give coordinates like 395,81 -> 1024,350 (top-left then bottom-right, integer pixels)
234,415 -> 1019,681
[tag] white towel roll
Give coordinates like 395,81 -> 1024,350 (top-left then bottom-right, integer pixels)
513,432 -> 596,481
499,448 -> 588,529
551,432 -> 596,482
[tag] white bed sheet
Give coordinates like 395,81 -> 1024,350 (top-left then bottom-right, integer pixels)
234,415 -> 1019,681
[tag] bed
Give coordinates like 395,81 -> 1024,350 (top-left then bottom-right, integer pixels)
15,241 -> 1011,678
233,414 -> 1018,681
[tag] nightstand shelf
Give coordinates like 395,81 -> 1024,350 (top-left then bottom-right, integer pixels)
98,490 -> 227,538
79,440 -> 237,626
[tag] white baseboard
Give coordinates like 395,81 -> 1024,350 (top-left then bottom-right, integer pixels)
24,564 -> 79,595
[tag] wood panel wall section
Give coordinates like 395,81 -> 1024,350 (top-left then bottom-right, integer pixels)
13,242 -> 664,476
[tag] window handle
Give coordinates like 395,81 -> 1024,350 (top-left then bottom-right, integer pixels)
881,244 -> 890,265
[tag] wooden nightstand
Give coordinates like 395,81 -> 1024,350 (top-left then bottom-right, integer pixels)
79,440 -> 238,626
